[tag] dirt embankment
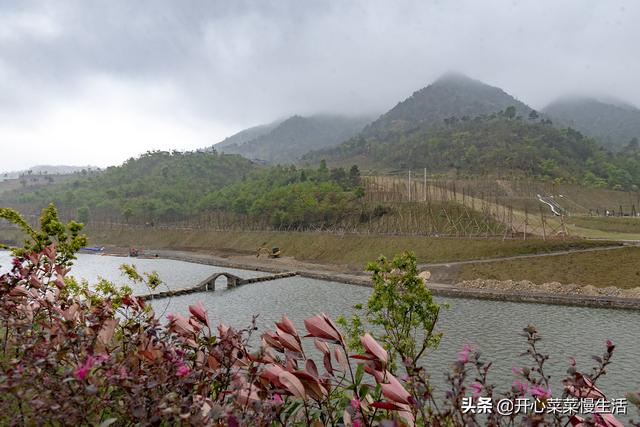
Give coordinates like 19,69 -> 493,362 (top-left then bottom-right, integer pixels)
85,227 -> 617,267
457,246 -> 640,290
456,279 -> 640,299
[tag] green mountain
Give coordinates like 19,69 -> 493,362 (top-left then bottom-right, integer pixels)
2,150 -> 368,229
543,97 -> 640,150
303,73 -> 640,189
215,120 -> 283,149
3,150 -> 258,222
307,117 -> 640,189
362,72 -> 534,136
217,114 -> 373,164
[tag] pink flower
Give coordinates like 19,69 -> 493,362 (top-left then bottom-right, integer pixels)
469,382 -> 483,396
74,355 -> 96,381
457,344 -> 473,364
605,339 -> 614,350
513,380 -> 529,394
273,394 -> 283,403
530,385 -> 552,399
350,398 -> 361,409
176,364 -> 190,377
511,366 -> 522,376
353,421 -> 362,427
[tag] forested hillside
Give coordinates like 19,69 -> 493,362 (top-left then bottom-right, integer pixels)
1,151 -> 368,228
198,162 -> 364,227
543,97 -> 640,150
3,150 -> 257,222
217,114 -> 372,163
362,72 -> 534,137
307,115 -> 640,189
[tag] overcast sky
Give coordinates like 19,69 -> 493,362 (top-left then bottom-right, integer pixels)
1,0 -> 639,171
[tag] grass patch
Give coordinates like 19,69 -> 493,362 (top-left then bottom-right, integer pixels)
458,246 -> 640,289
86,227 -> 616,267
568,216 -> 640,234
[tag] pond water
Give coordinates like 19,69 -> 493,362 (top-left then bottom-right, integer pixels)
1,250 -> 639,413
0,250 -> 266,295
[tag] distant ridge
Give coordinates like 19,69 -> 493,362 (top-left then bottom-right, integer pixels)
215,119 -> 284,149
543,97 -> 640,150
1,165 -> 98,180
216,114 -> 374,164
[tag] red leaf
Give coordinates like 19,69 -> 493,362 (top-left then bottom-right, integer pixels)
279,371 -> 307,400
350,354 -> 375,361
96,318 -> 118,352
305,359 -> 319,378
276,328 -> 303,353
595,413 -> 624,427
323,353 -> 334,376
262,331 -> 285,352
314,338 -> 330,355
364,365 -> 385,383
188,301 -> 210,328
169,313 -> 195,335
304,315 -> 341,343
360,333 -> 388,364
566,373 -> 607,399
275,315 -> 297,336
293,371 -> 328,400
570,415 -> 586,427
335,347 -> 348,372
380,373 -> 412,405
261,365 -> 285,387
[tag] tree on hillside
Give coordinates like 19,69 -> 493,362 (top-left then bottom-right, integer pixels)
504,105 -> 516,120
123,207 -> 133,224
77,206 -> 90,225
349,165 -> 361,187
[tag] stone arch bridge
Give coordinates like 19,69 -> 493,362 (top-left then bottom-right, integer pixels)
139,270 -> 298,300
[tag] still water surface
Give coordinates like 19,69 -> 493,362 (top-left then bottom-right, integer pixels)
0,251 -> 266,294
1,251 -> 638,406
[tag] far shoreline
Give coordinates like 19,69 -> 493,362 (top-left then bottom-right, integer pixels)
83,245 -> 640,311
4,243 -> 640,310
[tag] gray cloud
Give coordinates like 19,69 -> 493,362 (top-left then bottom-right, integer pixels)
1,0 -> 639,170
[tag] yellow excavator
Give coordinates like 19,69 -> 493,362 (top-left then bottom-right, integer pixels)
256,243 -> 281,259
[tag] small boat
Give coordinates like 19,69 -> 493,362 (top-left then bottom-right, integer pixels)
80,246 -> 105,253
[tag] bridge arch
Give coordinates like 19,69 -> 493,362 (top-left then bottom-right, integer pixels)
199,272 -> 243,291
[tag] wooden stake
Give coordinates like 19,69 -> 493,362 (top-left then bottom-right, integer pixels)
539,206 -> 546,241
424,168 -> 427,202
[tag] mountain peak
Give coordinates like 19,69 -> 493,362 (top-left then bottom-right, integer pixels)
433,71 -> 478,85
362,74 -> 532,135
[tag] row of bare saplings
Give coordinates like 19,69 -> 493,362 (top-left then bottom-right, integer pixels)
79,204 -> 504,237
369,173 -> 640,216
362,175 -> 570,239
